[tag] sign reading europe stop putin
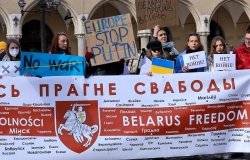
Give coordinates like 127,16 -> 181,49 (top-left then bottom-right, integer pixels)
84,14 -> 137,66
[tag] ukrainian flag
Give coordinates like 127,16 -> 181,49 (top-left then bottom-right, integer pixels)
151,58 -> 174,74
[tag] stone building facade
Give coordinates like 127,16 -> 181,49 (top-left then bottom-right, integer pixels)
0,0 -> 249,56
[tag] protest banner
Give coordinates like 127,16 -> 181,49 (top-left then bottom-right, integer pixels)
84,14 -> 137,66
0,61 -> 20,76
1,70 -> 250,160
214,54 -> 236,71
20,52 -> 85,77
135,0 -> 178,30
183,51 -> 207,69
151,57 -> 174,74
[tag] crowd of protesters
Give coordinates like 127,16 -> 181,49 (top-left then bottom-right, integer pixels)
1,26 -> 250,160
1,27 -> 250,75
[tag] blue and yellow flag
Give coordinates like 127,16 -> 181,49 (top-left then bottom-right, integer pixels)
151,58 -> 174,74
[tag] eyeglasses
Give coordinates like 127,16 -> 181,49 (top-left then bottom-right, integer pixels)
57,32 -> 66,36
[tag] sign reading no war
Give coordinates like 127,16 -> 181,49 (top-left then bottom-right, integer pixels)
20,52 -> 85,77
183,51 -> 207,69
214,54 -> 236,71
84,14 -> 137,66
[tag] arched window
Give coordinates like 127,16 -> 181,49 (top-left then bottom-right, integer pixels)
247,26 -> 250,31
20,20 -> 53,52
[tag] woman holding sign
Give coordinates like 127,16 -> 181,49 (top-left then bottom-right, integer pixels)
50,32 -> 71,55
207,36 -> 229,72
174,33 -> 205,73
2,39 -> 21,61
139,40 -> 167,75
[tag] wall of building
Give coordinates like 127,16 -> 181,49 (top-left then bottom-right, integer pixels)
0,0 -> 249,55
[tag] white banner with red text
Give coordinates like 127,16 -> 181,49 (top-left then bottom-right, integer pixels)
1,70 -> 250,160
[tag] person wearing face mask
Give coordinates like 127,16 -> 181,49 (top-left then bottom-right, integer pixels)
49,32 -> 71,55
2,39 -> 21,61
174,32 -> 205,73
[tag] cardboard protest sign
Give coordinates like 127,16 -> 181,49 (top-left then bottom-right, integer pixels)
183,51 -> 207,69
214,54 -> 236,71
84,14 -> 137,66
0,61 -> 20,76
151,57 -> 174,74
135,0 -> 178,30
20,52 -> 85,77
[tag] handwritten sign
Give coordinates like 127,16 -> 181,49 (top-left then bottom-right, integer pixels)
0,61 -> 20,76
214,54 -> 236,71
84,14 -> 137,66
135,0 -> 178,30
20,52 -> 85,77
183,51 -> 207,69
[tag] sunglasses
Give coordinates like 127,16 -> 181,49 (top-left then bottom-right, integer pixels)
151,48 -> 162,52
57,32 -> 66,36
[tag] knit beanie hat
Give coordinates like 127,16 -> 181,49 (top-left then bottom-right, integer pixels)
146,40 -> 162,50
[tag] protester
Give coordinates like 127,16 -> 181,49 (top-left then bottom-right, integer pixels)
0,41 -> 7,60
87,59 -> 126,76
154,26 -> 179,61
207,36 -> 228,72
139,40 -> 167,75
49,32 -> 71,55
234,28 -> 250,69
136,48 -> 146,74
175,32 -> 205,73
2,39 -> 21,61
153,25 -> 161,40
85,48 -> 126,76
